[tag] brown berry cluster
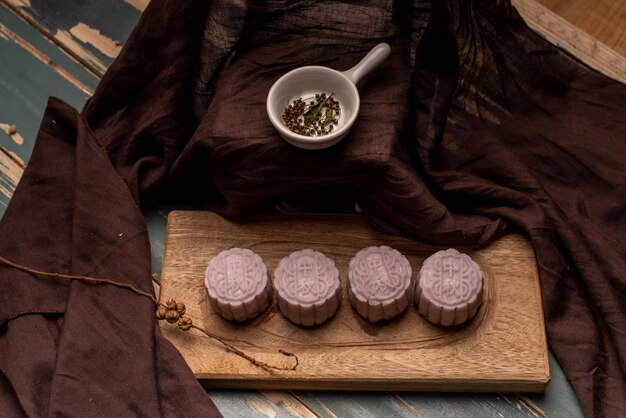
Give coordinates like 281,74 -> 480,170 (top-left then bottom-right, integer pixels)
282,93 -> 340,137
155,298 -> 192,331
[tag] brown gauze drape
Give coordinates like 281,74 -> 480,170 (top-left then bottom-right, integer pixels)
1,0 -> 624,417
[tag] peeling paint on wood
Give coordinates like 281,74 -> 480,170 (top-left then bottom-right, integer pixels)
301,395 -> 338,418
524,353 -> 583,417
297,392 -> 419,418
500,394 -> 541,417
0,1 -> 95,218
0,1 -> 99,96
514,395 -> 547,417
0,123 -> 24,144
1,1 -> 108,77
69,22 -> 121,59
123,0 -> 148,13
396,392 -> 539,418
0,0 -> 142,78
0,22 -> 93,94
260,392 -> 319,418
0,144 -> 25,168
54,28 -> 108,75
3,0 -> 29,10
0,147 -> 23,200
210,390 -> 325,418
2,0 -> 38,33
247,397 -> 278,418
390,394 -> 425,417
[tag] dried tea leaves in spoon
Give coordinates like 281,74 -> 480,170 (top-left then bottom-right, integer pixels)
282,93 -> 340,137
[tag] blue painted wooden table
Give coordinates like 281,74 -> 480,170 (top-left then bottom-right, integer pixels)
4,0 -> 615,415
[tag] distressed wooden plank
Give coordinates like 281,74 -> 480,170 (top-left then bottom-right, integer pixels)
210,390 -> 319,418
513,0 -> 626,82
300,379 -> 580,418
0,144 -> 23,219
1,0 -> 142,76
259,391 -> 321,417
292,392 -> 419,418
520,353 -> 584,418
123,0 -> 149,13
0,3 -> 98,93
396,392 -> 540,418
533,0 -> 626,56
0,1 -> 99,220
0,22 -> 92,94
300,374 -> 548,418
0,123 -> 24,145
0,2 -> 96,166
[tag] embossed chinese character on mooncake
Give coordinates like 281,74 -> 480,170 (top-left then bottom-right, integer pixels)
274,249 -> 342,326
204,248 -> 272,321
348,246 -> 414,323
415,248 -> 484,326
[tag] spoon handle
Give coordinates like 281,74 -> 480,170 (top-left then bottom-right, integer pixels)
342,43 -> 391,85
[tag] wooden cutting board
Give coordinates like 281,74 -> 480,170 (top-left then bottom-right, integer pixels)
158,211 -> 549,392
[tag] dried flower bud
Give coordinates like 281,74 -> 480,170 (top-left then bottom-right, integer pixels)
178,315 -> 192,331
165,299 -> 177,310
165,309 -> 180,323
155,305 -> 168,320
176,302 -> 186,315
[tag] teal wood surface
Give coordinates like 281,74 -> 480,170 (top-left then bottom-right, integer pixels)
0,2 -> 97,218
525,353 -> 584,418
209,390 -> 321,418
211,390 -> 300,418
0,3 -> 99,95
0,2 -> 586,416
297,391 -> 535,418
1,0 -> 144,76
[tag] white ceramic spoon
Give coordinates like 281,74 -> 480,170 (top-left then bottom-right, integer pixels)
266,43 -> 391,150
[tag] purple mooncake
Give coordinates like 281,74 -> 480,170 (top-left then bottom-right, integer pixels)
204,248 -> 272,321
348,246 -> 414,323
415,248 -> 483,326
274,249 -> 342,326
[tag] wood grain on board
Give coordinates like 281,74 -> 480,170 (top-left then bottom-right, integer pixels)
159,211 -> 549,392
513,0 -> 626,82
534,0 -> 626,57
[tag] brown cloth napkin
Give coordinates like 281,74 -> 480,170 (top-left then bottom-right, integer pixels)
1,0 -> 625,417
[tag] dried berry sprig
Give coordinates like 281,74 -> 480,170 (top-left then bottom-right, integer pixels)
0,254 -> 298,372
155,298 -> 297,371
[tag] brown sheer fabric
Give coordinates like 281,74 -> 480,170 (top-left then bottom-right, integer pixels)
1,0 -> 624,417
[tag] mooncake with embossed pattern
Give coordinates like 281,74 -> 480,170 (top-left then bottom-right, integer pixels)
274,249 -> 342,326
204,248 -> 272,321
415,248 -> 483,326
348,246 -> 414,323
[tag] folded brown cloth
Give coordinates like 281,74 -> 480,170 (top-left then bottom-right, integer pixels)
1,0 -> 624,417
